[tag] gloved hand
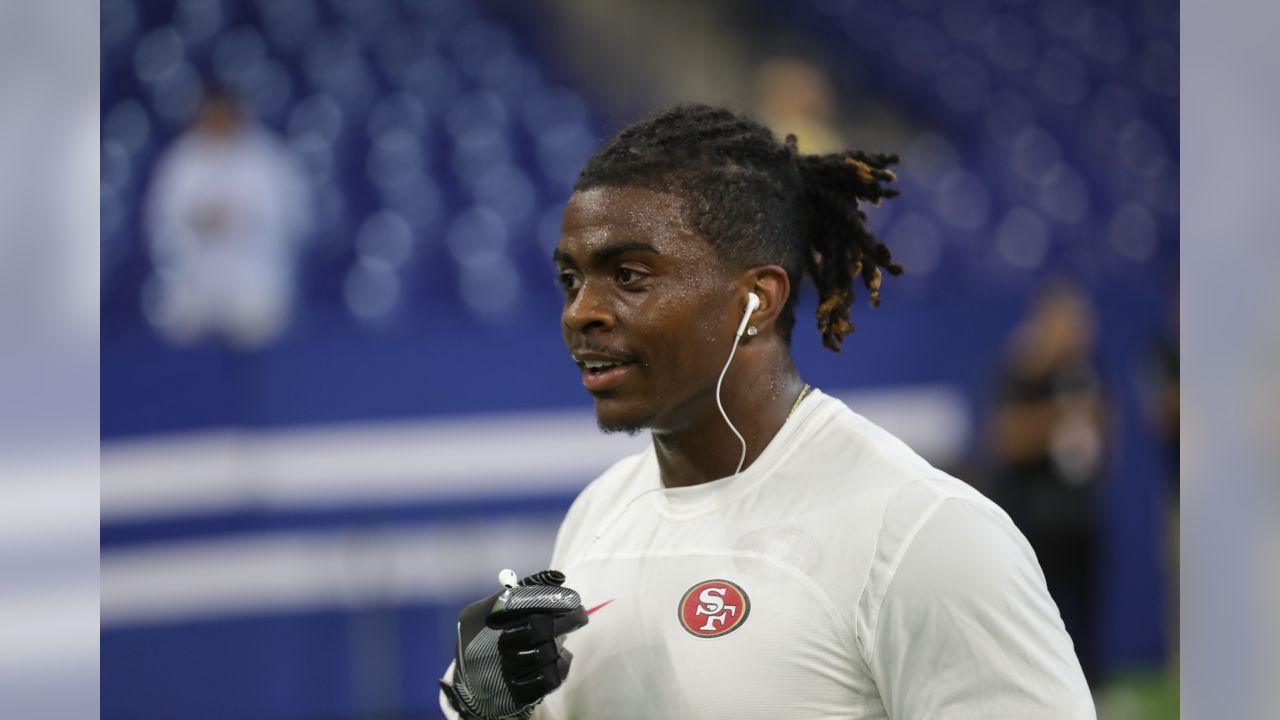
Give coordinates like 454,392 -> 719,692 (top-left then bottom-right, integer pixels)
441,570 -> 588,720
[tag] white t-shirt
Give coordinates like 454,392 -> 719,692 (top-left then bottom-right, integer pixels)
445,389 -> 1095,719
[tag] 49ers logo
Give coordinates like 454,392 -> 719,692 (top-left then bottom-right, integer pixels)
678,579 -> 751,638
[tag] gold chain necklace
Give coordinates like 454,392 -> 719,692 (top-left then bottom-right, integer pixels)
787,383 -> 812,420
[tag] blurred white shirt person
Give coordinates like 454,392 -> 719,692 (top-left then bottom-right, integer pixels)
144,87 -> 308,349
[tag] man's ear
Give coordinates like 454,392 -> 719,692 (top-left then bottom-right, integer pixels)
744,265 -> 790,336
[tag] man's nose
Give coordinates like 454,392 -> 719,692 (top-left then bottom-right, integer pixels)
563,283 -> 615,334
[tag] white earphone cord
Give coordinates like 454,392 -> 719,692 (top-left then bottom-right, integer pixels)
715,332 -> 749,476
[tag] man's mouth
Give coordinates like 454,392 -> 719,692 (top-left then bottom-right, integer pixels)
574,355 -> 636,392
581,359 -> 626,373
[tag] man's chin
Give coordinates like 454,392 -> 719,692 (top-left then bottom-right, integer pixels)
592,397 -> 651,437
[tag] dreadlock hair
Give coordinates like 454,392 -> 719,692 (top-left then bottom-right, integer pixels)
575,103 -> 903,352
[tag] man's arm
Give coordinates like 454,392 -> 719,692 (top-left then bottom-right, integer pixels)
438,572 -> 586,720
437,468 -> 613,719
439,662 -> 462,720
866,497 -> 1095,719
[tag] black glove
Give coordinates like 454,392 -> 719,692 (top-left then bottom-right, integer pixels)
441,570 -> 588,720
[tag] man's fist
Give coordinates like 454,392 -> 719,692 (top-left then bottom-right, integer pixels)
442,570 -> 588,720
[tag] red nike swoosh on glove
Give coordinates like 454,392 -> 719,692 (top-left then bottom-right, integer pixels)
585,600 -> 614,615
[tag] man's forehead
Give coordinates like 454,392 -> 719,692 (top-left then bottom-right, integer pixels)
559,186 -> 702,254
566,186 -> 696,233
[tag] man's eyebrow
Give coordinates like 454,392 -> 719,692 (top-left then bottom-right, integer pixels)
592,241 -> 661,264
554,241 -> 662,268
553,241 -> 662,267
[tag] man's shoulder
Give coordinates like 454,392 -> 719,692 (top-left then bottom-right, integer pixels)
563,448 -> 652,519
790,391 -> 1006,534
793,392 -> 977,496
549,448 -> 652,564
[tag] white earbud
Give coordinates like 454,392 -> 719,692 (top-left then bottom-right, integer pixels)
735,292 -> 761,338
718,291 -> 762,476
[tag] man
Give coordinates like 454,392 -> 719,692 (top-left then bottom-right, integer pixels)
441,105 -> 1094,719
145,86 -> 308,349
988,281 -> 1109,685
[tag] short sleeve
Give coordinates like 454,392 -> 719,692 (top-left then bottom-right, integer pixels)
867,498 -> 1095,719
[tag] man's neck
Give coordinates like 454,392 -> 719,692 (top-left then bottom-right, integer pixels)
651,364 -> 805,489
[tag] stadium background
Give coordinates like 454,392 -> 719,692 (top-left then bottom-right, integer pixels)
100,0 -> 1178,717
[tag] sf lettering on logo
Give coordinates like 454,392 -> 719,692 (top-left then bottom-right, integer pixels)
694,587 -> 737,631
678,579 -> 751,638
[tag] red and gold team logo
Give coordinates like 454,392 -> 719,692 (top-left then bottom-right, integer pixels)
678,579 -> 751,638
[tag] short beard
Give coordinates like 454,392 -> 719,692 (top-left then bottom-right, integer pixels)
597,418 -> 644,438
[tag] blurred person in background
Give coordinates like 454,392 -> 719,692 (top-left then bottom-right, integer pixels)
755,55 -> 845,155
1144,288 -> 1179,681
143,84 -> 308,349
988,281 -> 1109,686
440,105 -> 1093,720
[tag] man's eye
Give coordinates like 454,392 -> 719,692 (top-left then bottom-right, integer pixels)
616,268 -> 644,284
558,272 -> 581,291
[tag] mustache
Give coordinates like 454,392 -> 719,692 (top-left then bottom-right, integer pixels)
566,340 -> 636,361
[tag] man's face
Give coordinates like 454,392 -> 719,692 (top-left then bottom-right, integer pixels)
197,97 -> 243,138
555,186 -> 738,434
